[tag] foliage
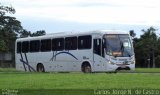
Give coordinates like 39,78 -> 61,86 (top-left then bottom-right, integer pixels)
31,30 -> 46,37
0,3 -> 21,32
0,4 -> 46,53
19,29 -> 31,38
0,4 -> 22,52
134,27 -> 160,68
0,4 -> 15,16
0,40 -> 8,52
20,29 -> 46,38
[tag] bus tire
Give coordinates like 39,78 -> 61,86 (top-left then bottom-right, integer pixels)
37,63 -> 45,72
81,62 -> 91,73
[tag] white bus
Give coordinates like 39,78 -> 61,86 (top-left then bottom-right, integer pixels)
15,30 -> 135,72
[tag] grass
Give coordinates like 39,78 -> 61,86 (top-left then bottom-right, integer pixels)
1,67 -> 160,73
1,73 -> 160,89
135,68 -> 160,73
0,68 -> 160,95
0,68 -> 17,72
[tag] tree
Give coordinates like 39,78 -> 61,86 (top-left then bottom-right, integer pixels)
0,4 -> 46,67
30,30 -> 46,37
0,40 -> 8,52
142,27 -> 158,68
20,29 -> 31,38
0,3 -> 15,16
134,27 -> 159,68
0,4 -> 22,52
19,30 -> 46,38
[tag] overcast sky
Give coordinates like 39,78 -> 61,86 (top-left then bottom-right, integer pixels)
1,0 -> 160,37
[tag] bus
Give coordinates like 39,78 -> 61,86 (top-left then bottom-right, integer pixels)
15,30 -> 135,73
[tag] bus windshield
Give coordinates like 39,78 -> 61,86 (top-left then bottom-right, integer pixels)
104,34 -> 134,57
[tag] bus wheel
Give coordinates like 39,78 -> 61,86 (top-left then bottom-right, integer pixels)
37,63 -> 45,72
82,62 -> 91,73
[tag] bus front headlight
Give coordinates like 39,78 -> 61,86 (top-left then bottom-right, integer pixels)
108,61 -> 115,65
131,60 -> 135,64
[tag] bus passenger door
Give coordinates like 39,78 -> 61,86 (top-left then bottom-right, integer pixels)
93,39 -> 104,71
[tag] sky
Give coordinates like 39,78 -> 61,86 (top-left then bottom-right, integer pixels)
1,0 -> 160,37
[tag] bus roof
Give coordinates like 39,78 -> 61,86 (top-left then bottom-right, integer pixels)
16,30 -> 129,42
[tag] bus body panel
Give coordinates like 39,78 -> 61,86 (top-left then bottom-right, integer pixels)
15,30 -> 135,72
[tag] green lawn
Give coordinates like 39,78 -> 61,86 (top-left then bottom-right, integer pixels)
135,68 -> 160,73
0,72 -> 160,89
0,68 -> 17,72
2,67 -> 160,73
0,68 -> 160,95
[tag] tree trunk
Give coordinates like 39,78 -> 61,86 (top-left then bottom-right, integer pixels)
147,54 -> 150,68
152,50 -> 155,68
148,60 -> 150,68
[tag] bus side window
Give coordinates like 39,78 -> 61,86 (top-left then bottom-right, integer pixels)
65,37 -> 77,50
17,42 -> 22,53
94,39 -> 101,56
52,38 -> 64,51
78,35 -> 91,49
22,41 -> 29,53
41,39 -> 51,52
30,40 -> 40,52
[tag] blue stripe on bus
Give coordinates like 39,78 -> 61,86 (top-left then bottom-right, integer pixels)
54,51 -> 78,60
20,53 -> 27,71
24,53 -> 31,72
19,53 -> 36,72
20,59 -> 36,72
